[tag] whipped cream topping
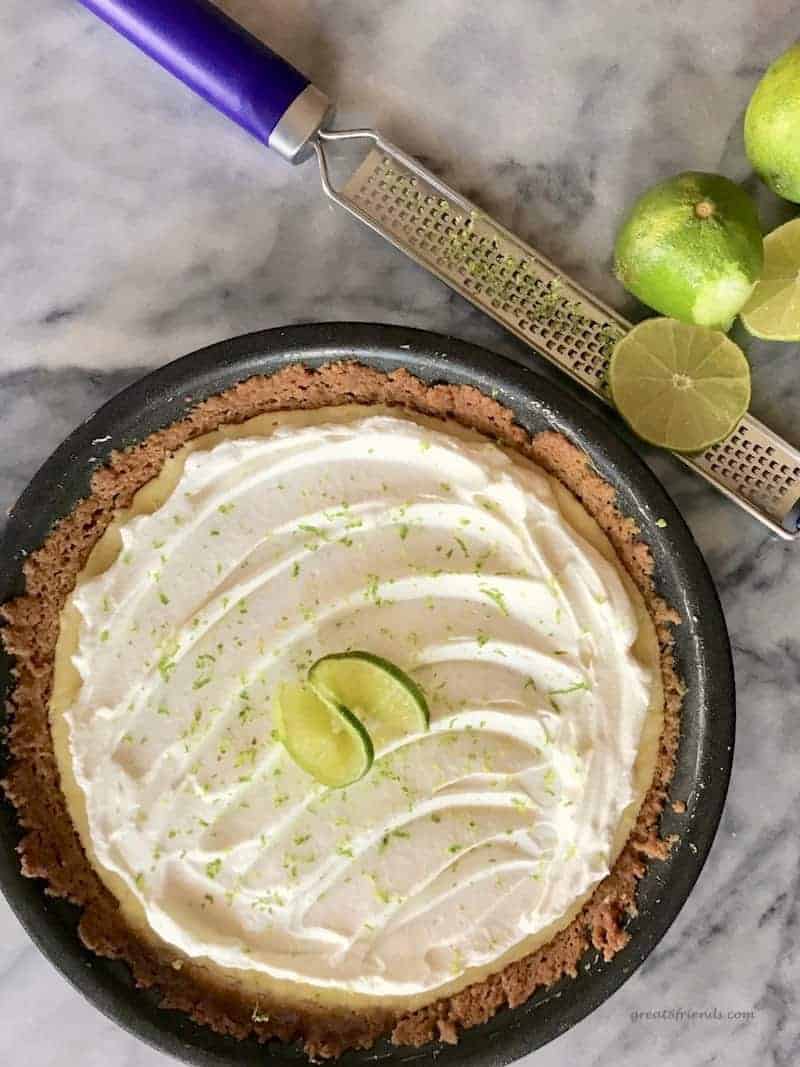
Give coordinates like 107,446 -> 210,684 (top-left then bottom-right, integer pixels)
61,414 -> 656,1000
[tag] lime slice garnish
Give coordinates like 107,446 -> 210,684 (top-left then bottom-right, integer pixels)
309,651 -> 429,750
608,318 -> 751,453
740,218 -> 800,341
274,683 -> 373,788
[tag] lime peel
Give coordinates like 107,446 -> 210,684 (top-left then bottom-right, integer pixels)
745,42 -> 800,204
614,171 -> 763,331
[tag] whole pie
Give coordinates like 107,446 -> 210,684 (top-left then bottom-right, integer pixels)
2,363 -> 682,1058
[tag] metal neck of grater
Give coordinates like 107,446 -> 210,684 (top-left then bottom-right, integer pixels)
314,128 -> 800,541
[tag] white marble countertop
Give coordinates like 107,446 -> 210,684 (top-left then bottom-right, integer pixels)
1,1 -> 798,1064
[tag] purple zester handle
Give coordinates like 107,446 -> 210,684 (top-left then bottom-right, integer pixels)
78,0 -> 331,162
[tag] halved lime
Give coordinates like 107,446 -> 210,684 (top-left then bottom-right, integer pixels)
309,651 -> 429,750
608,318 -> 751,453
274,683 -> 373,788
740,218 -> 800,340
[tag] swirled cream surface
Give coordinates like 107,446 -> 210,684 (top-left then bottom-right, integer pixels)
52,408 -> 662,1007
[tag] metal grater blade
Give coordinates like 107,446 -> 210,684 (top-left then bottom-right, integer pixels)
315,133 -> 800,539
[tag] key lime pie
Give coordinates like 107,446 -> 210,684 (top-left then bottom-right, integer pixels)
2,364 -> 681,1058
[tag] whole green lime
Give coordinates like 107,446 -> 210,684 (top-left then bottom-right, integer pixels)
745,42 -> 800,203
614,172 -> 763,331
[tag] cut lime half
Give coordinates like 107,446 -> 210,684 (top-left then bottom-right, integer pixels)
309,651 -> 429,750
274,683 -> 373,788
608,318 -> 751,453
740,218 -> 800,341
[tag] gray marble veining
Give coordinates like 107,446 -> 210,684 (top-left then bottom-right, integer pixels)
1,1 -> 798,1065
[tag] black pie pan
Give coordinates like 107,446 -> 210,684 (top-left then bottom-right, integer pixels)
0,323 -> 734,1065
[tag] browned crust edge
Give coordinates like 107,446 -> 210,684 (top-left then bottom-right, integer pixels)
1,363 -> 683,1059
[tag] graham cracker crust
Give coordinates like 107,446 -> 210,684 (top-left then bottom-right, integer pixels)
1,362 -> 683,1059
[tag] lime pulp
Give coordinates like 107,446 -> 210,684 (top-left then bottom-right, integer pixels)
740,218 -> 800,341
274,682 -> 373,788
608,318 -> 751,453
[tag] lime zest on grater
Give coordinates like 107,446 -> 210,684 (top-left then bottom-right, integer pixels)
314,129 -> 800,541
